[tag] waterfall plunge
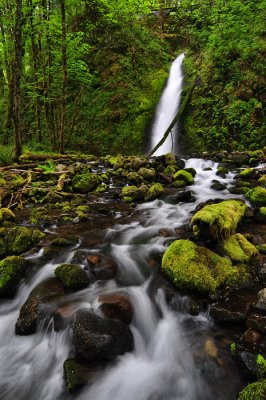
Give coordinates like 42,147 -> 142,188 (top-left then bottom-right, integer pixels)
150,53 -> 185,156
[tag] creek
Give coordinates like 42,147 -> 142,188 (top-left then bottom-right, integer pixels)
0,158 -> 245,400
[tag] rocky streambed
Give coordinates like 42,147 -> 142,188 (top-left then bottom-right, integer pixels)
0,150 -> 266,400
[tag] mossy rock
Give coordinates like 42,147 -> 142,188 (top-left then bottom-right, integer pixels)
162,239 -> 241,293
0,208 -> 15,225
145,183 -> 164,201
216,166 -> 228,177
173,170 -> 194,185
72,173 -> 102,193
0,226 -> 45,256
219,233 -> 258,264
126,172 -> 142,184
0,256 -> 28,298
165,153 -> 176,165
191,200 -> 247,241
105,155 -> 125,170
137,167 -> 156,181
257,244 -> 266,254
258,175 -> 266,187
129,156 -> 147,170
238,380 -> 266,400
172,180 -> 187,188
120,185 -> 147,202
163,165 -> 177,177
55,264 -> 90,290
41,191 -> 63,204
239,168 -> 255,179
245,187 -> 266,206
94,183 -> 107,194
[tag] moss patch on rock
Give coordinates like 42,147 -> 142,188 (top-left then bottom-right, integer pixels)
161,239 -> 239,293
145,183 -> 164,201
0,208 -> 15,224
0,256 -> 28,298
238,380 -> 266,400
219,233 -> 258,264
173,170 -> 194,185
54,264 -> 89,290
245,187 -> 266,206
191,200 -> 247,241
72,173 -> 102,193
120,185 -> 147,202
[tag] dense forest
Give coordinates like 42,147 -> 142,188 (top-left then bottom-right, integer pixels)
0,0 -> 265,160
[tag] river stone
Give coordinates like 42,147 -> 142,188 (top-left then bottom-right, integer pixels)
209,293 -> 253,323
87,254 -> 117,280
247,313 -> 266,335
145,183 -> 164,201
210,181 -> 227,191
234,349 -> 260,379
54,263 -> 90,290
253,288 -> 266,313
73,310 -> 134,361
15,278 -> 65,335
98,293 -> 134,324
0,256 -> 28,298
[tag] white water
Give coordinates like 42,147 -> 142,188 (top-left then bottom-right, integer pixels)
0,158 -> 244,400
150,53 -> 185,156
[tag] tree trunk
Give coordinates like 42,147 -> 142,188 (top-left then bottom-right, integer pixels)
59,0 -> 67,154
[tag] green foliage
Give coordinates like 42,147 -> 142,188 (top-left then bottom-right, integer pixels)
55,263 -> 89,290
37,160 -> 56,174
238,381 -> 266,400
0,145 -> 14,166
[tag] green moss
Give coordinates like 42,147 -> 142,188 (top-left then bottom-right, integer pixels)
105,155 -> 125,170
256,244 -> 266,254
216,167 -> 228,176
11,175 -> 25,189
219,233 -> 258,263
161,239 -> 236,293
260,207 -> 266,216
238,381 -> 266,400
72,173 -> 102,193
145,183 -> 164,201
94,183 -> 107,193
258,175 -> 266,187
239,168 -> 254,178
165,153 -> 176,165
248,150 -> 264,158
121,185 -> 147,201
0,256 -> 28,297
0,208 -> 15,224
54,264 -> 89,290
230,342 -> 236,355
163,166 -> 177,177
126,172 -> 142,184
257,355 -> 266,379
64,359 -> 92,393
173,170 -> 194,185
137,168 -> 156,181
191,200 -> 247,241
245,187 -> 266,206
172,180 -> 187,188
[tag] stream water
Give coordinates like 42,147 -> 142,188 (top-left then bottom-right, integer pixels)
150,53 -> 185,156
0,158 -> 244,400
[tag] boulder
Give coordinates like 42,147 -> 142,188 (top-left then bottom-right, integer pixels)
0,256 -> 28,298
191,200 -> 246,241
218,233 -> 258,264
0,226 -> 45,256
210,181 -> 227,191
98,293 -> 134,324
15,278 -> 65,335
73,310 -> 134,361
72,173 -> 102,193
87,254 -> 117,280
245,186 -> 266,207
173,170 -> 194,185
137,167 -> 156,181
237,381 -> 266,400
161,239 -> 243,293
247,313 -> 266,335
54,264 -> 90,290
209,292 -> 253,323
120,185 -> 147,202
145,183 -> 164,201
253,289 -> 266,313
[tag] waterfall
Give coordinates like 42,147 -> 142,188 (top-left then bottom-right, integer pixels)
150,53 -> 185,156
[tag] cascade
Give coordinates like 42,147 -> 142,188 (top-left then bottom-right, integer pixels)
0,158 -> 245,400
150,53 -> 185,156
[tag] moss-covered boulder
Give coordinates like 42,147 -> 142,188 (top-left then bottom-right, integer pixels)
258,175 -> 266,187
219,233 -> 258,264
245,187 -> 266,206
172,180 -> 187,188
120,185 -> 147,202
238,380 -> 266,400
145,183 -> 164,201
126,172 -> 142,184
15,277 -> 65,335
163,165 -> 176,177
239,168 -> 256,179
0,226 -> 45,255
161,239 -> 241,293
137,167 -> 156,181
191,200 -> 247,241
0,208 -> 15,224
72,173 -> 102,193
173,170 -> 194,185
165,153 -> 176,165
0,256 -> 28,298
54,264 -> 90,290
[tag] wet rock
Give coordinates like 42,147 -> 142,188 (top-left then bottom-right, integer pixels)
216,166 -> 228,177
210,292 -> 253,323
145,183 -> 164,201
253,288 -> 266,313
98,293 -> 134,324
72,173 -> 102,193
184,167 -> 197,177
247,313 -> 266,335
15,278 -> 65,335
53,303 -> 76,331
0,256 -> 28,298
234,349 -> 260,379
210,181 -> 227,191
242,329 -> 263,347
191,199 -> 246,241
159,172 -> 172,184
54,264 -> 90,290
161,239 -> 242,293
63,358 -> 107,393
71,250 -> 88,264
87,254 -> 117,280
73,310 -> 134,361
254,207 -> 266,223
176,158 -> 185,169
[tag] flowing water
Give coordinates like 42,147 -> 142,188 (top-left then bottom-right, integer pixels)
0,158 -> 244,400
150,53 -> 185,156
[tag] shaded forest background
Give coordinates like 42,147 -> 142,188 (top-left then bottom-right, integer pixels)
0,0 -> 265,161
